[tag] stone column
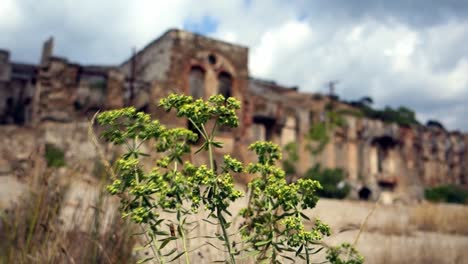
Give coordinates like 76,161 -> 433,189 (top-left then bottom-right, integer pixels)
106,70 -> 124,109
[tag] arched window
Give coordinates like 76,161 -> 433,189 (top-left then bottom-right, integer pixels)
189,66 -> 205,99
218,72 -> 232,98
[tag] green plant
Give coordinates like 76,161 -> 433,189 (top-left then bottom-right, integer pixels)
241,142 -> 330,262
425,185 -> 468,204
45,143 -> 66,168
326,243 -> 364,264
305,165 -> 350,199
348,99 -> 420,127
306,109 -> 346,155
306,122 -> 329,155
97,93 -> 362,263
282,142 -> 299,176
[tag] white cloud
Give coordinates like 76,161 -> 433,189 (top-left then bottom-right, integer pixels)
0,0 -> 22,29
250,21 -> 313,77
0,0 -> 467,130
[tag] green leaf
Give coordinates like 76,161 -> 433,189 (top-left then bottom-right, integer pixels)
155,230 -> 170,236
300,212 -> 310,220
137,152 -> 150,157
195,143 -> 206,154
280,255 -> 296,263
212,141 -> 223,148
159,236 -> 177,249
137,257 -> 154,264
239,250 -> 260,259
254,240 -> 271,247
177,225 -> 183,237
310,246 -> 324,254
162,248 -> 177,256
202,218 -> 219,225
206,241 -> 224,251
168,251 -> 185,262
223,209 -> 232,216
272,242 -> 283,253
296,245 -> 303,256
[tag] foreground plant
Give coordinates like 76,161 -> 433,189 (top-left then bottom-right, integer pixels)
97,93 -> 363,263
241,141 -> 330,262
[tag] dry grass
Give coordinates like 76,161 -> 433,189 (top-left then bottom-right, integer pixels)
367,232 -> 468,264
0,169 -> 136,263
409,202 -> 468,235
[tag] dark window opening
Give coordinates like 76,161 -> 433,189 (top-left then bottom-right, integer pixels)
24,97 -> 32,105
378,180 -> 396,191
189,66 -> 205,99
6,97 -> 13,107
371,135 -> 399,149
358,186 -> 372,200
253,116 -> 276,141
208,54 -> 217,65
74,100 -> 83,111
218,72 -> 232,98
137,104 -> 149,113
372,135 -> 398,173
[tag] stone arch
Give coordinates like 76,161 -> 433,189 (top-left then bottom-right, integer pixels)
187,51 -> 239,99
188,66 -> 205,99
371,135 -> 399,174
358,186 -> 372,200
280,109 -> 300,146
218,71 -> 232,98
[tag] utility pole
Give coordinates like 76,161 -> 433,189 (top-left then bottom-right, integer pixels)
327,80 -> 339,98
129,47 -> 136,106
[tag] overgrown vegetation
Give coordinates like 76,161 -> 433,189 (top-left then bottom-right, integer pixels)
282,142 -> 299,176
347,97 -> 420,127
97,93 -> 363,263
44,143 -> 66,168
305,165 -> 350,199
306,109 -> 345,155
425,184 -> 468,204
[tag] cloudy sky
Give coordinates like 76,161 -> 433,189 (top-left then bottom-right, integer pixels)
1,0 -> 468,131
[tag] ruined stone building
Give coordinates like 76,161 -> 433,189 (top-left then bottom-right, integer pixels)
1,29 -> 467,201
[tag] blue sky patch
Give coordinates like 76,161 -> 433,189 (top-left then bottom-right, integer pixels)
183,15 -> 219,35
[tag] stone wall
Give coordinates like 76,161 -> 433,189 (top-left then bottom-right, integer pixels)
0,28 -> 466,203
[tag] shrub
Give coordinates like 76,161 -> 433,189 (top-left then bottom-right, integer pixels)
425,185 -> 468,204
44,143 -> 66,168
96,93 -> 362,263
305,165 -> 350,199
347,97 -> 421,127
282,142 -> 299,176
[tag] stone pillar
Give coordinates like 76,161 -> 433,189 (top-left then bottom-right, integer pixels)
106,70 -> 124,109
347,142 -> 358,180
297,110 -> 311,175
40,37 -> 54,66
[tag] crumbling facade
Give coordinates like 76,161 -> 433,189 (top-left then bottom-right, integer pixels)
1,29 -> 467,201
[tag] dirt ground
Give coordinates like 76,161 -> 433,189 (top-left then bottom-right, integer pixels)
2,176 -> 467,263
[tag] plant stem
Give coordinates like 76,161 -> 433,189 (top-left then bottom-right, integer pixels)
217,207 -> 236,264
201,123 -> 236,264
179,223 -> 191,264
201,124 -> 215,170
305,243 -> 310,264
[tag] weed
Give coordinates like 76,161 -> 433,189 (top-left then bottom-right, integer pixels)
97,93 -> 362,263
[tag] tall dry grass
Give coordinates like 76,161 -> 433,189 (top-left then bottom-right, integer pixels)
0,169 -> 136,263
409,202 -> 468,235
367,232 -> 468,264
